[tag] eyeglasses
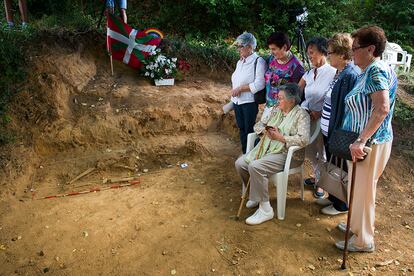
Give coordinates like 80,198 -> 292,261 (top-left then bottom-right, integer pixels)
327,51 -> 335,55
352,45 -> 369,52
236,45 -> 245,49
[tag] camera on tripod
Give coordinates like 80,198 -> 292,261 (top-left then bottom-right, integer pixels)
294,7 -> 308,26
290,7 -> 310,68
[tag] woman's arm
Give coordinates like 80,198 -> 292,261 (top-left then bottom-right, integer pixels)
349,90 -> 390,160
267,110 -> 310,148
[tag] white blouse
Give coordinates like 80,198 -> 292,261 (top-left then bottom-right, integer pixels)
300,63 -> 336,112
231,52 -> 267,105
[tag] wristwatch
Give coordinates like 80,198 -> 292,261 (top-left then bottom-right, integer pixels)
355,138 -> 366,144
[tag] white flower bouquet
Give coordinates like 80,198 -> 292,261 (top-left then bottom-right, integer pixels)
142,49 -> 178,82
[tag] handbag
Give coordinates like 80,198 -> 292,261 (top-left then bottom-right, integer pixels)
328,128 -> 371,161
253,57 -> 267,104
318,156 -> 348,203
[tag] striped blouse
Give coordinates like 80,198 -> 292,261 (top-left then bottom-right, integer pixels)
341,60 -> 398,144
320,73 -> 339,136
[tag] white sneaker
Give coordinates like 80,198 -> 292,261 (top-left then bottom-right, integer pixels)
321,205 -> 348,216
245,207 -> 274,225
315,198 -> 332,206
246,200 -> 259,208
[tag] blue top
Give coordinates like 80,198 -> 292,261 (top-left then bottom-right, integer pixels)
341,60 -> 398,144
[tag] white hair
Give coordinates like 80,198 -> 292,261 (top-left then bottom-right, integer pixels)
236,32 -> 257,50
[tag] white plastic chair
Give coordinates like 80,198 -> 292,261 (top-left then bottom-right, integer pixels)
382,42 -> 409,72
404,53 -> 412,73
246,118 -> 321,220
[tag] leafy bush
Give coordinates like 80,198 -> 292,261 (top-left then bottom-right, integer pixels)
394,98 -> 414,124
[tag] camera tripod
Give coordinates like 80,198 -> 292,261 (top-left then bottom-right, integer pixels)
291,24 -> 311,69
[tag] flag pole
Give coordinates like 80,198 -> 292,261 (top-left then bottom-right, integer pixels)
110,54 -> 114,76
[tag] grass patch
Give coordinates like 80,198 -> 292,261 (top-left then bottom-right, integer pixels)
394,97 -> 414,124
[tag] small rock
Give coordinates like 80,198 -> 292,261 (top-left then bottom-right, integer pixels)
143,169 -> 149,173
315,218 -> 320,221
45,225 -> 49,229
296,223 -> 302,228
83,231 -> 88,238
308,264 -> 315,270
37,251 -> 45,256
375,259 -> 393,267
395,260 -> 400,266
211,268 -> 216,272
347,272 -> 354,276
408,268 -> 412,272
90,105 -> 96,108
43,267 -> 49,273
81,103 -> 88,106
370,267 -> 376,272
405,225 -> 411,230
39,165 -> 44,169
171,269 -> 177,275
0,244 -> 6,250
55,256 -> 60,261
162,251 -> 167,255
326,227 -> 331,232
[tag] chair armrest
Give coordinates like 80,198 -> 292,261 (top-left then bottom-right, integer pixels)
283,145 -> 302,172
246,133 -> 258,153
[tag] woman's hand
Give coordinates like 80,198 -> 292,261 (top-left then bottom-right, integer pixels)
266,127 -> 285,143
310,111 -> 322,121
231,87 -> 242,97
349,141 -> 367,162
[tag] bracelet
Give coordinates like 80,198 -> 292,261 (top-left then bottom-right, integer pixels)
355,137 -> 366,144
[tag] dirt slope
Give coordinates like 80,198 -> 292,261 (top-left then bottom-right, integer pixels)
0,34 -> 413,275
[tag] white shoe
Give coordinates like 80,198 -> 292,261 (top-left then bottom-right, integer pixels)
315,198 -> 332,206
321,205 -> 348,216
245,207 -> 274,225
246,200 -> 259,208
337,222 -> 347,233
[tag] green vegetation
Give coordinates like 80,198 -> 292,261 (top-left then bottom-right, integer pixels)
394,98 -> 414,124
0,0 -> 413,145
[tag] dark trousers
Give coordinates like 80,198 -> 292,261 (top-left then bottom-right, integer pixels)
323,134 -> 348,211
234,102 -> 258,154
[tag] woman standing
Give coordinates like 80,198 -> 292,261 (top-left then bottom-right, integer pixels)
231,32 -> 266,153
299,37 -> 336,198
335,26 -> 398,252
316,33 -> 360,215
264,32 -> 305,110
253,32 -> 305,134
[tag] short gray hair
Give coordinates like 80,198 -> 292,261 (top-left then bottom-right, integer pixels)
235,32 -> 257,50
279,83 -> 301,105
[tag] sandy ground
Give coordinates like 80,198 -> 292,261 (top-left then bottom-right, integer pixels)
0,38 -> 414,275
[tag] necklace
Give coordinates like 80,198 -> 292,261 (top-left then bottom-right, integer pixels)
277,51 -> 292,64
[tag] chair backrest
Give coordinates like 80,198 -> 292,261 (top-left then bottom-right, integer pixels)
309,118 -> 321,145
382,42 -> 408,69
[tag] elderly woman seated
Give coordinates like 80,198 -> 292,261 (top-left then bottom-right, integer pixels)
235,83 -> 310,225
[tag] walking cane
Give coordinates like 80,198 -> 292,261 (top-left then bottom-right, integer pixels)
341,160 -> 357,269
236,131 -> 267,220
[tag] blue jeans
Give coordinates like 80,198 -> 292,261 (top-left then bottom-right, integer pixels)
234,102 -> 258,154
106,0 -> 127,9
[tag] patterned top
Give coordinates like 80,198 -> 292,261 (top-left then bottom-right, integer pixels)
341,60 -> 398,144
320,73 -> 339,136
245,106 -> 310,163
264,54 -> 304,108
